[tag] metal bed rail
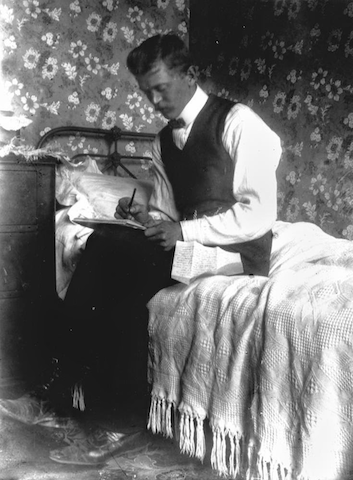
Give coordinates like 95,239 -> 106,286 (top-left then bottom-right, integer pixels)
36,126 -> 155,179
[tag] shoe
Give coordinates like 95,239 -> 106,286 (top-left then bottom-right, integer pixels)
49,429 -> 143,465
0,394 -> 77,429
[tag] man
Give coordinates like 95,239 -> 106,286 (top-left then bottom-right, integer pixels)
0,33 -> 281,438
117,33 -> 281,275
70,32 -> 281,402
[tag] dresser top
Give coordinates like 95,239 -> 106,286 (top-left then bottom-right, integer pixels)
0,152 -> 57,166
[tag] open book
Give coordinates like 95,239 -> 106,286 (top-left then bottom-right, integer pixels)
171,241 -> 244,284
72,217 -> 146,230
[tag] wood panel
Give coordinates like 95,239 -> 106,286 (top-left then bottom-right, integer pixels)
0,155 -> 56,397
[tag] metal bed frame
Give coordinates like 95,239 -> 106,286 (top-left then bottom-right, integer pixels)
36,125 -> 155,179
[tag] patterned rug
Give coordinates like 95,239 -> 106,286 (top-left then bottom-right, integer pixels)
0,406 -> 221,480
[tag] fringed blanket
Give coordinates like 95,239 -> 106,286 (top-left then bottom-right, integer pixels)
147,221 -> 353,480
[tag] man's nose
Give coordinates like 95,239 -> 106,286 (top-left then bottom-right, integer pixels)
151,91 -> 161,106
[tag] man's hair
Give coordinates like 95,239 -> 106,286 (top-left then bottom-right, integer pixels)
126,33 -> 192,76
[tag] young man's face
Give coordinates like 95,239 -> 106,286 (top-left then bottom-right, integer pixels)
135,60 -> 196,120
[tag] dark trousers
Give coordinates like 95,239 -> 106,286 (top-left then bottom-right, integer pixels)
61,226 -> 176,400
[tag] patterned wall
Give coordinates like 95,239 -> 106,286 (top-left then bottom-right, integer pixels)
190,0 -> 353,239
0,0 -> 188,153
2,1 -> 353,239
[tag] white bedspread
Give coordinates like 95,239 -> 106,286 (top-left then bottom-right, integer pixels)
147,221 -> 353,480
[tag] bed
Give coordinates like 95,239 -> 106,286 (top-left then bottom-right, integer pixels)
36,126 -> 155,299
39,127 -> 353,480
147,221 -> 353,480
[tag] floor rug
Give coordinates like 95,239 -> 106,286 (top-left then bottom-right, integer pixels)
0,403 -> 222,480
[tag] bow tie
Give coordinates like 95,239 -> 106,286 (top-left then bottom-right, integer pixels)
168,118 -> 186,129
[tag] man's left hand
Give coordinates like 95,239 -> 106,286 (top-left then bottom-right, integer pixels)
144,220 -> 183,251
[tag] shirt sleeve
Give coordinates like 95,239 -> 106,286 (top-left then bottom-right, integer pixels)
147,135 -> 181,222
180,104 -> 282,245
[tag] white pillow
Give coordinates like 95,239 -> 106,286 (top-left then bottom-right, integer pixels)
71,173 -> 153,219
56,158 -> 101,206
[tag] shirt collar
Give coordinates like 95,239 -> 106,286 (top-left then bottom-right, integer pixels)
177,85 -> 208,128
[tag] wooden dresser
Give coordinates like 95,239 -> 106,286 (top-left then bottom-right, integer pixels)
0,154 -> 56,397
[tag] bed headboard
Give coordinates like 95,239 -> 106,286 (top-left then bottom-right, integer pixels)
36,126 -> 156,180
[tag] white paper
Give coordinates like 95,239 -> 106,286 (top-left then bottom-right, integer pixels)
72,217 -> 146,230
172,241 -> 244,284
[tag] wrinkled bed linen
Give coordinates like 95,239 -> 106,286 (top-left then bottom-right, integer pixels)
147,221 -> 353,480
55,167 -> 153,299
55,207 -> 92,299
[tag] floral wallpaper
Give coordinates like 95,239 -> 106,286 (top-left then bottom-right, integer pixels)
0,0 -> 189,178
190,0 -> 353,240
2,0 -> 353,239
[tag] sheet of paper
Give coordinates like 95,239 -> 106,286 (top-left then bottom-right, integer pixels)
171,241 -> 243,284
72,217 -> 146,230
192,242 -> 217,275
171,241 -> 196,284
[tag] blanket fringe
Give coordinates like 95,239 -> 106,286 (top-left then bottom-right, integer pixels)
148,395 -> 206,461
229,431 -> 242,479
257,455 -> 294,480
72,383 -> 85,411
147,396 -> 296,480
179,411 -> 206,462
211,427 -> 228,477
147,395 -> 173,438
196,415 -> 206,459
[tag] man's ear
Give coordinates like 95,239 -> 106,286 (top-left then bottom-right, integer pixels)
186,66 -> 197,85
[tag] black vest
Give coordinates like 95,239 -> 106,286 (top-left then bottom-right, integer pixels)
160,94 -> 235,219
160,94 -> 273,277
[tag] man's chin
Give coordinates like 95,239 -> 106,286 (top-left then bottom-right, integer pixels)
157,109 -> 173,120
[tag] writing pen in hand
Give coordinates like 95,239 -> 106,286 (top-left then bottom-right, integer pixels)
128,188 -> 137,215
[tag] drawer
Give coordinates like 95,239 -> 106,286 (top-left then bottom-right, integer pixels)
0,169 -> 37,226
0,159 -> 55,227
0,231 -> 38,295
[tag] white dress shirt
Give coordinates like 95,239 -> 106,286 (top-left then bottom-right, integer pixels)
148,86 -> 282,246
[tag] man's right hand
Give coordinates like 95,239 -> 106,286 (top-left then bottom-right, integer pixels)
115,198 -> 182,250
115,197 -> 151,225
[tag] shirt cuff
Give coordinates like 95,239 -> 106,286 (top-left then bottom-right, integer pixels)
149,210 -> 175,222
180,219 -> 203,243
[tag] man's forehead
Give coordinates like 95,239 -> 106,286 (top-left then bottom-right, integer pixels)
136,62 -> 175,87
147,61 -> 173,77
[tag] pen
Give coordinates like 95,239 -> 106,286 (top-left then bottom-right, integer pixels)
128,188 -> 137,214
